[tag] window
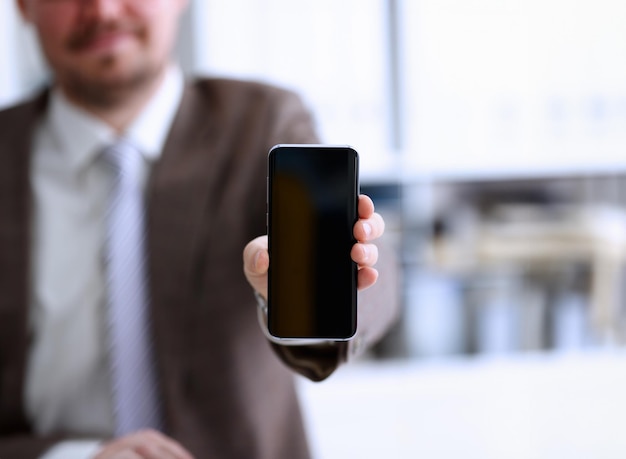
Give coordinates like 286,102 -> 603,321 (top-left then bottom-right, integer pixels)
403,0 -> 626,178
192,0 -> 394,181
4,0 -> 626,179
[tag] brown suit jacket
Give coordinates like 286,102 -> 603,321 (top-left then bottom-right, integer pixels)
0,78 -> 400,459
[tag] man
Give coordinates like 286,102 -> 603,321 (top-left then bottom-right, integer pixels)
0,0 -> 399,458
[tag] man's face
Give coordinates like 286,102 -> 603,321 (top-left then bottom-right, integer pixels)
18,0 -> 188,105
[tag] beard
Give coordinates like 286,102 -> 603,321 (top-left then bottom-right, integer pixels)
54,20 -> 167,110
58,55 -> 165,110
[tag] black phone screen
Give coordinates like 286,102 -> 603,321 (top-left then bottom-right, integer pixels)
267,145 -> 359,340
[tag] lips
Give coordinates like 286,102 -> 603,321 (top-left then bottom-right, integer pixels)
68,23 -> 140,54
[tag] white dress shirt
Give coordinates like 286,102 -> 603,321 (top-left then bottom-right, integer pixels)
25,66 -> 184,459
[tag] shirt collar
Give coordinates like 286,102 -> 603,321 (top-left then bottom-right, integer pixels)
125,65 -> 184,162
48,90 -> 114,173
47,65 -> 185,173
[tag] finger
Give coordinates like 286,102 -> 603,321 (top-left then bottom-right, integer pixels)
351,242 -> 379,268
243,235 -> 269,275
353,212 -> 385,242
152,437 -> 195,459
94,430 -> 157,458
242,235 -> 269,299
135,442 -> 193,459
93,440 -> 134,458
121,449 -> 153,459
358,194 -> 375,219
95,430 -> 194,459
109,452 -> 143,459
95,447 -> 143,459
357,266 -> 379,291
159,440 -> 195,459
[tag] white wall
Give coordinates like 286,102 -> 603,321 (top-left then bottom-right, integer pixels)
403,0 -> 626,179
195,0 -> 395,181
4,0 -> 626,180
0,1 -> 48,108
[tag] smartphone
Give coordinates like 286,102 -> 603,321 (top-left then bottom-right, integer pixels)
267,144 -> 359,341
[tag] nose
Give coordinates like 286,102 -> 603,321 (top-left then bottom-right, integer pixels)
80,0 -> 125,20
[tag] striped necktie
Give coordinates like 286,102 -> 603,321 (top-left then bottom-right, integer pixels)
102,140 -> 163,436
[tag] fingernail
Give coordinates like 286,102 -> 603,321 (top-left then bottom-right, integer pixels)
362,223 -> 372,239
361,245 -> 370,261
253,251 -> 262,271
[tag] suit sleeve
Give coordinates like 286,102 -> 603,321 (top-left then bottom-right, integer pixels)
0,434 -> 63,459
0,435 -> 102,459
259,88 -> 402,382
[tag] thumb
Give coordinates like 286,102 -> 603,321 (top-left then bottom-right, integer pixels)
243,235 -> 269,299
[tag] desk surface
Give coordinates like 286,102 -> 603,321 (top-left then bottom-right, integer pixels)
298,350 -> 626,459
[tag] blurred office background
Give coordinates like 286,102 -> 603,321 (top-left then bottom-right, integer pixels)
5,0 -> 626,457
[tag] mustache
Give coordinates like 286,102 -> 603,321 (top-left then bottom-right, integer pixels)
67,21 -> 141,51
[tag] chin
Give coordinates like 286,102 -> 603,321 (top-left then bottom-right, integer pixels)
63,61 -> 162,108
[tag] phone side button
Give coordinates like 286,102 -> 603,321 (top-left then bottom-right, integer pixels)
266,212 -> 268,230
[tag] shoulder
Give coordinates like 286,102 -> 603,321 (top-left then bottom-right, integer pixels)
0,91 -> 48,146
191,76 -> 300,99
185,76 -> 308,113
0,90 -> 48,119
172,75 -> 319,146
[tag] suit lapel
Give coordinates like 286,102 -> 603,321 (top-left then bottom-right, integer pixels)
146,81 -> 232,391
148,82 -> 218,292
0,92 -> 47,430
147,81 -> 227,302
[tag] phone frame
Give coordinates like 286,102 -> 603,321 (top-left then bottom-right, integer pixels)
266,144 -> 360,342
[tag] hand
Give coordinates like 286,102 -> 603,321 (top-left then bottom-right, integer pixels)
351,194 -> 384,289
243,194 -> 385,299
93,430 -> 195,459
